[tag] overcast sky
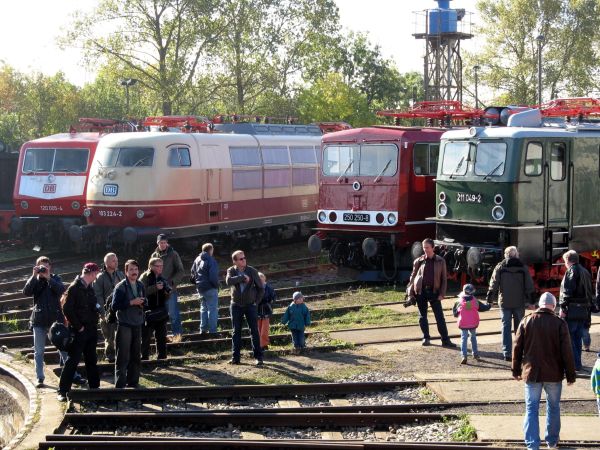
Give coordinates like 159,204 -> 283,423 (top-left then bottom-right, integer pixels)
0,0 -> 479,86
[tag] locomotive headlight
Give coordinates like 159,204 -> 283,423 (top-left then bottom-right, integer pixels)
439,191 -> 446,202
107,170 -> 116,181
328,211 -> 337,222
20,201 -> 29,210
83,208 -> 92,217
136,209 -> 145,219
494,194 -> 503,205
376,213 -> 385,224
491,205 -> 505,221
71,201 -> 80,210
318,211 -> 327,222
438,202 -> 448,217
387,213 -> 397,225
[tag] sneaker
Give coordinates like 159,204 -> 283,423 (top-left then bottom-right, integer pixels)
172,334 -> 182,343
57,392 -> 68,402
228,358 -> 240,365
460,357 -> 467,365
442,340 -> 457,348
421,338 -> 431,346
473,354 -> 481,361
36,379 -> 44,388
584,347 -> 591,352
547,443 -> 558,449
255,359 -> 264,367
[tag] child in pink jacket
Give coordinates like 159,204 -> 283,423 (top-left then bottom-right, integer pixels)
452,283 -> 491,365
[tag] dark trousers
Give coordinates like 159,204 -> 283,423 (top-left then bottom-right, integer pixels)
290,329 -> 306,348
567,320 -> 586,370
142,320 -> 168,359
230,303 -> 262,361
115,325 -> 142,388
416,289 -> 450,342
59,327 -> 100,394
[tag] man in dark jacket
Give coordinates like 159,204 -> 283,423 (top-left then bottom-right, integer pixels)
111,259 -> 146,388
559,250 -> 593,371
23,256 -> 65,387
487,246 -> 535,361
191,243 -> 220,334
93,252 -> 124,363
151,234 -> 185,342
513,292 -> 576,450
140,258 -> 169,360
225,250 -> 264,366
406,238 -> 456,347
58,263 -> 101,402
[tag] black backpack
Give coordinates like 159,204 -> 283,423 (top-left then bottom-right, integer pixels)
48,321 -> 73,351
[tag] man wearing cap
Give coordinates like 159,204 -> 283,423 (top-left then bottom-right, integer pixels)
93,253 -> 125,363
111,259 -> 146,388
406,238 -> 456,347
513,292 -> 576,450
559,250 -> 593,371
487,246 -> 536,361
226,250 -> 264,366
151,234 -> 185,342
58,263 -> 102,402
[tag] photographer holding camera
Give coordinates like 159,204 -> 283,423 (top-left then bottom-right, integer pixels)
139,258 -> 169,360
111,260 -> 146,388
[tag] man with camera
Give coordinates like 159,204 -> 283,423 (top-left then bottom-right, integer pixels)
58,263 -> 102,402
139,258 -> 170,360
93,253 -> 124,363
406,238 -> 456,348
23,256 -> 70,387
111,259 -> 146,388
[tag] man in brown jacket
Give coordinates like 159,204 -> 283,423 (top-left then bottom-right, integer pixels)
406,238 -> 455,347
512,292 -> 576,450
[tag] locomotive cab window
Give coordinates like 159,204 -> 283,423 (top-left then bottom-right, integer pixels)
474,142 -> 506,177
524,142 -> 543,176
550,142 -> 566,181
413,143 -> 439,175
168,147 -> 191,167
441,141 -> 470,176
102,147 -> 154,167
23,148 -> 54,172
323,145 -> 359,176
359,144 -> 397,176
23,148 -> 89,173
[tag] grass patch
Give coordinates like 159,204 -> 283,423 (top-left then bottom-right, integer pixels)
448,415 -> 477,442
418,387 -> 438,403
0,317 -> 21,333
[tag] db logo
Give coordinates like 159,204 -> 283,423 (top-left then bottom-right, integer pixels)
43,184 -> 57,193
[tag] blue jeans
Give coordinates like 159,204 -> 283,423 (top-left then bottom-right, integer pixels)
567,320 -> 585,370
199,288 -> 219,333
582,326 -> 591,349
524,381 -> 562,450
230,303 -> 262,361
33,326 -> 69,381
460,328 -> 478,357
291,329 -> 306,348
501,306 -> 524,357
167,291 -> 182,335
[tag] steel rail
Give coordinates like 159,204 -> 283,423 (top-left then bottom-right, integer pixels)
40,436 -> 514,449
67,381 -> 421,402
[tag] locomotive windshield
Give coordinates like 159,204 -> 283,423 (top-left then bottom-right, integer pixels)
100,147 -> 154,167
322,144 -> 397,177
441,141 -> 507,178
441,142 -> 470,176
22,148 -> 89,173
474,142 -> 507,177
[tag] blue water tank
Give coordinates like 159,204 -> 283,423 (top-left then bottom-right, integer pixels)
429,0 -> 457,34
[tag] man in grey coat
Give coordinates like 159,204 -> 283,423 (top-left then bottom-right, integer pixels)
487,246 -> 535,361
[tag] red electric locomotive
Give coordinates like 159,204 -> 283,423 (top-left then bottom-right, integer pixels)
308,102 -> 485,281
11,119 -> 133,245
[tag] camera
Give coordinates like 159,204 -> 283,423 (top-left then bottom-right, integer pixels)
157,276 -> 172,294
403,297 -> 417,308
35,265 -> 48,274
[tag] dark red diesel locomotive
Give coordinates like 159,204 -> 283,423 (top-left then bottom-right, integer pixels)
308,102 -> 484,281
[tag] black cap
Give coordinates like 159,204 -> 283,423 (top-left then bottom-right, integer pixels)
157,233 -> 168,243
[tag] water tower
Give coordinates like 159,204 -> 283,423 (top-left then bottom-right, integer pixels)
413,0 -> 473,103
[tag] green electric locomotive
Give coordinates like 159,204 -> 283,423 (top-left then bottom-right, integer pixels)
434,99 -> 600,286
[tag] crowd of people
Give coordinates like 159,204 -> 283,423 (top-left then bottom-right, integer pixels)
24,234 -> 309,402
22,235 -> 600,447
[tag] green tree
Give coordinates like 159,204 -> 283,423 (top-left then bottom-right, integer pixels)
63,0 -> 224,115
297,73 -> 372,127
474,0 -> 600,104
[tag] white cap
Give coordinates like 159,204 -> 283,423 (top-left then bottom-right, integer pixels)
538,292 -> 556,307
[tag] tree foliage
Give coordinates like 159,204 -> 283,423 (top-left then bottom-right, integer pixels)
473,0 -> 600,104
